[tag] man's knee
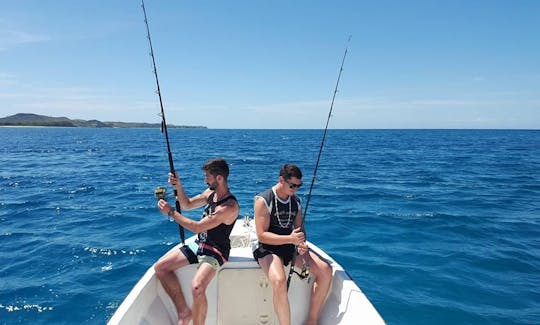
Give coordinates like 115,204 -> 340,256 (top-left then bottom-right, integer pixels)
191,279 -> 207,299
154,260 -> 170,279
269,273 -> 287,291
317,261 -> 332,282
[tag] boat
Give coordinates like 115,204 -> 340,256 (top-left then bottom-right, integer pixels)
108,217 -> 385,324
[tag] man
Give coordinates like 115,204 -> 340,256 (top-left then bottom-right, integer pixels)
253,163 -> 332,325
156,158 -> 239,325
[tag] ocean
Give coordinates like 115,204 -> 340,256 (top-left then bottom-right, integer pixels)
1,128 -> 539,324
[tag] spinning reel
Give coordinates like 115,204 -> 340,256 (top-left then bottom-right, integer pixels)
154,186 -> 167,201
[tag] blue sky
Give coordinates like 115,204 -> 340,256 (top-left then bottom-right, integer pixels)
1,0 -> 539,129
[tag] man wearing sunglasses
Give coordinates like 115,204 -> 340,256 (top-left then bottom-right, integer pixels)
253,163 -> 332,325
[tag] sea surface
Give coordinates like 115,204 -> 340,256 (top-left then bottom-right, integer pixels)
1,128 -> 539,325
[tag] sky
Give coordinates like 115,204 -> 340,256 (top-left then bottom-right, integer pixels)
1,0 -> 539,129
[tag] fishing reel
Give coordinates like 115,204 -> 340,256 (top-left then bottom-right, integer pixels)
154,186 -> 167,201
155,186 -> 175,222
292,263 -> 311,283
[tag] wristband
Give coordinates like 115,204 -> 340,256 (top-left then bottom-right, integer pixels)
167,208 -> 175,217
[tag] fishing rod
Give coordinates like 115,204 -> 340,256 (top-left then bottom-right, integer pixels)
287,36 -> 351,290
141,0 -> 185,245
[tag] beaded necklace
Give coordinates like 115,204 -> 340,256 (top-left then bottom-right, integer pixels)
273,187 -> 292,228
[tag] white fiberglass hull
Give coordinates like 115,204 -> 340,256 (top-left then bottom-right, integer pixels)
108,218 -> 385,325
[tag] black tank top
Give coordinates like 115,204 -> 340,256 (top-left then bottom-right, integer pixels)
198,191 -> 237,259
256,187 -> 301,250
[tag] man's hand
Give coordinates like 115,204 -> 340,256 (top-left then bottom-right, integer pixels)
297,241 -> 309,255
168,172 -> 182,188
158,199 -> 173,216
290,227 -> 305,245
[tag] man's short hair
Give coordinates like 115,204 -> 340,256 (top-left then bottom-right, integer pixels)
279,163 -> 302,180
202,158 -> 229,179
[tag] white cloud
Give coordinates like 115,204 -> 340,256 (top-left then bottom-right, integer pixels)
0,20 -> 50,51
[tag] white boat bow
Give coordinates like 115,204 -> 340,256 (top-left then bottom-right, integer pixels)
108,218 -> 385,324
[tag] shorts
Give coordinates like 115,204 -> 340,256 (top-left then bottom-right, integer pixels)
180,241 -> 226,271
253,244 -> 295,266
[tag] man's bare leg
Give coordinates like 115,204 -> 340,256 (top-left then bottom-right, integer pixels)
260,254 -> 291,325
190,263 -> 217,325
299,252 -> 332,325
154,250 -> 192,325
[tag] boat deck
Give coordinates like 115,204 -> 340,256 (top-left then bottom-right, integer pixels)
108,218 -> 385,324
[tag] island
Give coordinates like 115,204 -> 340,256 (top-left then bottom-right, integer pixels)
0,113 -> 206,129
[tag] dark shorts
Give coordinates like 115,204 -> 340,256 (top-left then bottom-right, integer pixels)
253,244 -> 295,266
180,241 -> 227,270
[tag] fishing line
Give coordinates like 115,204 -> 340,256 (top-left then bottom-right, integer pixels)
141,0 -> 185,245
287,36 -> 351,290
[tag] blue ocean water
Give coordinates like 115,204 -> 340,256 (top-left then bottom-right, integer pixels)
1,128 -> 539,325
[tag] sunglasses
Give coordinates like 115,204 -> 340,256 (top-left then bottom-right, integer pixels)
285,180 -> 302,189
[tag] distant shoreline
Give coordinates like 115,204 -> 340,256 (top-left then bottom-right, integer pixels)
0,113 -> 206,129
0,124 -> 206,129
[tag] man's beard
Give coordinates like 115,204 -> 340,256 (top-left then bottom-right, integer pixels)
207,181 -> 217,191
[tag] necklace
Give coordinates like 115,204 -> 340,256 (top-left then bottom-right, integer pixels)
274,187 -> 292,228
